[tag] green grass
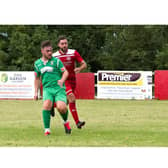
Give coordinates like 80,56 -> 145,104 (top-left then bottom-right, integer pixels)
0,99 -> 168,146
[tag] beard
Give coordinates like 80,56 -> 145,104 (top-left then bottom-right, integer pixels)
44,54 -> 52,60
61,47 -> 67,53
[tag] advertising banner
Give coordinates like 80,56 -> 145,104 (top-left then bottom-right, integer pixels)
0,71 -> 35,99
97,71 -> 152,99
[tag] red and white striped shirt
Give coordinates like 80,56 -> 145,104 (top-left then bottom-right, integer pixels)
53,49 -> 83,81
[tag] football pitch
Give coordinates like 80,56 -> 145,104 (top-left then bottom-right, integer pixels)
0,99 -> 168,146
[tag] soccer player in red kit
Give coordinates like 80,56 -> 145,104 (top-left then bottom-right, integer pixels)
53,36 -> 87,129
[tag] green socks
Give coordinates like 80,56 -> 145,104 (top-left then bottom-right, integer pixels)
42,109 -> 68,128
42,110 -> 51,128
59,110 -> 69,122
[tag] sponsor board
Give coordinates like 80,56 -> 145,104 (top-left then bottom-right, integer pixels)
97,71 -> 152,99
0,71 -> 35,99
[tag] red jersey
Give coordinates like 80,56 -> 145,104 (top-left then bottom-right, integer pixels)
53,49 -> 84,81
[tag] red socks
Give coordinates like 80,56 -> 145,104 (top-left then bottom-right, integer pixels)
69,102 -> 79,124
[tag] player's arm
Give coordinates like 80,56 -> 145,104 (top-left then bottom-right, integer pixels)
34,64 -> 41,100
74,60 -> 87,74
57,59 -> 69,88
58,70 -> 69,88
74,50 -> 87,73
34,75 -> 40,100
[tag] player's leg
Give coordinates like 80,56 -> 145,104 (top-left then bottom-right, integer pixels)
56,101 -> 71,134
42,89 -> 54,136
55,89 -> 71,134
67,93 -> 85,129
41,81 -> 55,117
66,81 -> 85,129
50,101 -> 55,117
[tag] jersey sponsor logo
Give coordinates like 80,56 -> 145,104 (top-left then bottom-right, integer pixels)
50,61 -> 54,65
66,56 -> 71,61
40,66 -> 53,74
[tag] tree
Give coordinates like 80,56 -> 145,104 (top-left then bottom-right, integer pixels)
155,43 -> 168,69
1,25 -> 168,72
99,25 -> 168,71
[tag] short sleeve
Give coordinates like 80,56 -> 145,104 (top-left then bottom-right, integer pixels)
34,63 -> 41,77
75,50 -> 84,63
57,59 -> 66,73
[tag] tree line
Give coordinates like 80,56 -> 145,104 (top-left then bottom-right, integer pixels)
0,25 -> 168,72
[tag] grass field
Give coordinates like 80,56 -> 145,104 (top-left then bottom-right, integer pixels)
0,99 -> 168,146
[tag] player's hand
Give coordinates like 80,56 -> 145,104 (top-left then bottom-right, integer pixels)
74,67 -> 81,74
58,80 -> 63,88
34,93 -> 38,100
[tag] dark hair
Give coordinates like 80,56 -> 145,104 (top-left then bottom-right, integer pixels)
41,40 -> 52,48
57,35 -> 67,44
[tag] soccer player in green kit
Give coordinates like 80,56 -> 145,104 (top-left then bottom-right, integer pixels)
34,40 -> 71,136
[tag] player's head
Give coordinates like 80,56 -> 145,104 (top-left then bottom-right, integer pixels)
57,35 -> 68,52
41,40 -> 53,59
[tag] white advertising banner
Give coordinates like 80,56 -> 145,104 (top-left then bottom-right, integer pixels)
0,71 -> 35,99
97,71 -> 152,100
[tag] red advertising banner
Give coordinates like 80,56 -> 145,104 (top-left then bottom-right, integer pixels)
74,73 -> 95,99
155,70 -> 168,100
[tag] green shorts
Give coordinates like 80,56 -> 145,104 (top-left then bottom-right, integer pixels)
43,87 -> 67,104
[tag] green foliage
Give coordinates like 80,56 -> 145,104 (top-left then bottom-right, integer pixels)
155,44 -> 168,69
99,25 -> 168,71
0,25 -> 168,71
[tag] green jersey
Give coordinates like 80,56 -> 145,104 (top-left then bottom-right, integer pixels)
34,57 -> 66,89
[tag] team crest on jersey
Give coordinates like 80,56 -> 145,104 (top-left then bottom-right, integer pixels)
66,57 -> 71,61
50,61 -> 54,65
